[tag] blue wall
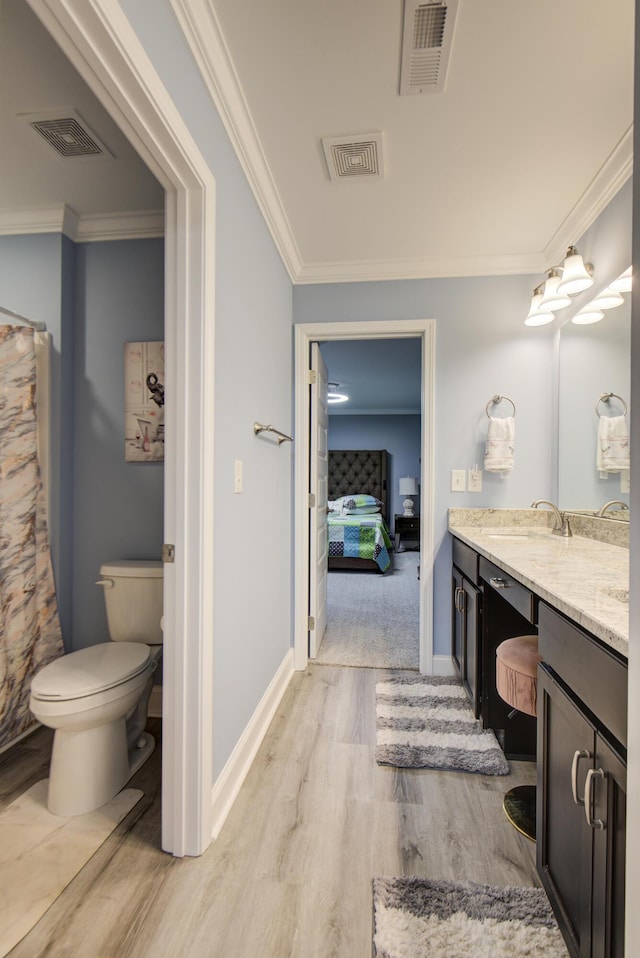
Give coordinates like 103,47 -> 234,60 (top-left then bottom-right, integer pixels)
294,274 -> 556,655
120,0 -> 295,779
0,233 -> 164,651
328,414 -> 422,535
72,239 -> 165,649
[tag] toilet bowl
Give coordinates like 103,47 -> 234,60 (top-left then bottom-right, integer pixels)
29,560 -> 163,817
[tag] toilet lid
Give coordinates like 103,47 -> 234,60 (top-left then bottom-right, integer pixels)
31,643 -> 152,700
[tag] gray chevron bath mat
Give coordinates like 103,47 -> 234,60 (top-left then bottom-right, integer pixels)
375,675 -> 509,775
373,877 -> 568,957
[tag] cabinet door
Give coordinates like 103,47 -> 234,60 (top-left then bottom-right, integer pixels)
451,568 -> 481,718
462,577 -> 481,719
452,567 -> 464,677
537,666 -> 595,958
590,735 -> 626,958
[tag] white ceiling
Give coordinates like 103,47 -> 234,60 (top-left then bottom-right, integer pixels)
0,0 -> 633,276
208,0 -> 634,282
0,0 -> 163,238
321,338 -> 422,415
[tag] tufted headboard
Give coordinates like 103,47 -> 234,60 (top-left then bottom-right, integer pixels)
328,449 -> 389,524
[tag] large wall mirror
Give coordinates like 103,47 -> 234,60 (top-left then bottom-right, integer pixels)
557,287 -> 631,514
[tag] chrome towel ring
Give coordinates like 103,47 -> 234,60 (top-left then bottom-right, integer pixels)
486,394 -> 516,418
595,392 -> 627,417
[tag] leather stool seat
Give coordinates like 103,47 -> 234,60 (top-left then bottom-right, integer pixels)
495,634 -> 541,843
496,634 -> 541,717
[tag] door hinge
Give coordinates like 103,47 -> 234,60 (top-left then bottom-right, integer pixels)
308,616 -> 315,631
162,543 -> 175,563
308,493 -> 316,508
308,369 -> 317,385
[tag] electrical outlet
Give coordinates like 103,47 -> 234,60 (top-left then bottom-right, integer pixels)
451,469 -> 466,492
468,467 -> 482,492
621,471 -> 630,493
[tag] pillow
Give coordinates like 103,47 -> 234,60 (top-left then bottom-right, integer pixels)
338,494 -> 383,515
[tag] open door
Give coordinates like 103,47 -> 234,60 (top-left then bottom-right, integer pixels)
309,342 -> 329,657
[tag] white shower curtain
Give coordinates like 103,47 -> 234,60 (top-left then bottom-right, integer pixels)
0,324 -> 63,750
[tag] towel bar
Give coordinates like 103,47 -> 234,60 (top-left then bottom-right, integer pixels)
253,422 -> 293,444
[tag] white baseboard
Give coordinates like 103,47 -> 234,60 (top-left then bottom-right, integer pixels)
148,684 -> 163,718
210,648 -> 294,840
431,654 -> 456,676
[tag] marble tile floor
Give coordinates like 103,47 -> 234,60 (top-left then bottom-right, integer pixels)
0,780 -> 142,956
2,672 -> 539,958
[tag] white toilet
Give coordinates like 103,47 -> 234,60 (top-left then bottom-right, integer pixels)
30,560 -> 163,817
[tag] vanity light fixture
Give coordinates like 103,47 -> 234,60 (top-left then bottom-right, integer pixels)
610,266 -> 632,293
539,268 -> 572,312
556,246 -> 594,295
524,244 -> 594,326
327,382 -> 349,404
572,305 -> 604,325
590,286 -> 625,310
524,285 -> 555,326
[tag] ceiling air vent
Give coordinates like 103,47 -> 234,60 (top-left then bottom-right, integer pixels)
400,0 -> 458,95
322,132 -> 385,182
21,110 -> 112,160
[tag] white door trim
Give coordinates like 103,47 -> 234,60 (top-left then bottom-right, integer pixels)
28,0 -> 216,856
294,320 -> 435,674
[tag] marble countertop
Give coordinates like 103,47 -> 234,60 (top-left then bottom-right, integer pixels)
448,510 -> 629,657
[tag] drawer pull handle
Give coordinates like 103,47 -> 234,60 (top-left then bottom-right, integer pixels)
489,576 -> 509,589
571,749 -> 590,806
455,586 -> 465,612
584,767 -> 606,830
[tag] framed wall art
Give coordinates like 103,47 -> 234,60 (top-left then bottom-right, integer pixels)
124,341 -> 165,462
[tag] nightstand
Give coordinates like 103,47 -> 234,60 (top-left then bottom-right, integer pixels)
394,514 -> 420,551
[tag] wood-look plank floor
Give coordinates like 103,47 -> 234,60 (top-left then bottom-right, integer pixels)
5,666 -> 538,958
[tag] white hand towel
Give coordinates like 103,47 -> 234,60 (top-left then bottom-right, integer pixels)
484,416 -> 515,474
597,415 -> 630,473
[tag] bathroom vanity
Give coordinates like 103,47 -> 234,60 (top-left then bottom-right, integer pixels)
449,509 -> 628,958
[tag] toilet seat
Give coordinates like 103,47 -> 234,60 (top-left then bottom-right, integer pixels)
31,642 -> 152,702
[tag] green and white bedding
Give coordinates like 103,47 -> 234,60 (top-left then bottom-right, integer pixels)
328,512 -> 392,572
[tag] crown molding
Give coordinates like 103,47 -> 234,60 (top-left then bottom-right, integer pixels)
543,125 -> 633,269
170,0 -> 303,281
0,205 -> 164,242
75,210 -> 164,241
295,251 -> 546,285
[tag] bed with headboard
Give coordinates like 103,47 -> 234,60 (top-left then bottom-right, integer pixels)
327,449 -> 392,573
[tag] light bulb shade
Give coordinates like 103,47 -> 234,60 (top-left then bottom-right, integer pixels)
610,267 -> 632,293
539,270 -> 572,311
524,290 -> 554,326
591,286 -> 624,310
557,248 -> 594,295
572,307 -> 604,325
399,477 -> 419,496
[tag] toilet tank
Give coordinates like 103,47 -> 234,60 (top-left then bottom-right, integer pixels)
98,560 -> 163,645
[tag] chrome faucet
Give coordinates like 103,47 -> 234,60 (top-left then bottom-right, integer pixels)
531,499 -> 573,537
597,500 -> 629,518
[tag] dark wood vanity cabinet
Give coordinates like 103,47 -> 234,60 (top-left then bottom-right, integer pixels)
451,539 -> 482,718
537,603 -> 627,958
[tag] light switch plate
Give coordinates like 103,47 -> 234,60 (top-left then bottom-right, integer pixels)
621,471 -> 630,493
234,459 -> 243,493
451,469 -> 466,492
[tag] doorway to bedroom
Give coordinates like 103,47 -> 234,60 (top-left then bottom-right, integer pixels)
315,339 -> 422,670
293,319 -> 435,676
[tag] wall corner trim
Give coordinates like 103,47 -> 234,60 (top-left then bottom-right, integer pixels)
430,654 -> 456,677
210,648 -> 295,841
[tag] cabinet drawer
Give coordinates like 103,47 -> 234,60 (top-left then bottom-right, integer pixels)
538,603 -> 627,749
452,538 -> 480,585
479,556 -> 536,624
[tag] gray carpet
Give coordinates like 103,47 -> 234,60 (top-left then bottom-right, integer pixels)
315,551 -> 419,669
373,877 -> 568,958
376,675 -> 510,775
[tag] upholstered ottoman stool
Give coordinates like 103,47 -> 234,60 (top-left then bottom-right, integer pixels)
496,634 -> 542,842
